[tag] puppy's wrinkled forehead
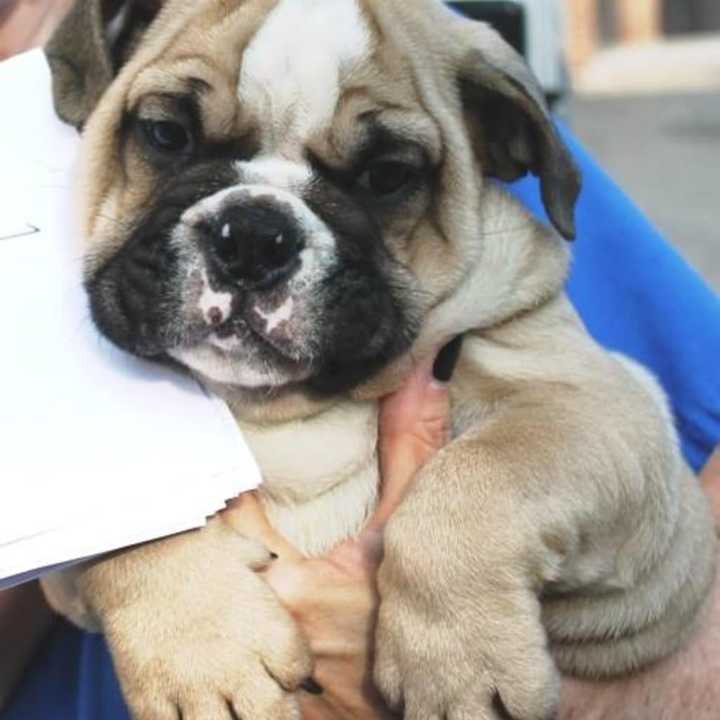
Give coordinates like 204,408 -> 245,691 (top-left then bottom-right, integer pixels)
114,0 -> 440,206
239,0 -> 371,147
53,0 -> 579,247
132,0 -> 387,153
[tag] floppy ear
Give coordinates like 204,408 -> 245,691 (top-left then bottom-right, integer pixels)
456,21 -> 581,240
45,0 -> 163,129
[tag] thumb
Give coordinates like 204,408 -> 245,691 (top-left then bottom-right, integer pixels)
368,337 -> 460,531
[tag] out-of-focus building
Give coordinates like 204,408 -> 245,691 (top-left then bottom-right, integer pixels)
566,0 -> 720,74
449,0 -> 571,105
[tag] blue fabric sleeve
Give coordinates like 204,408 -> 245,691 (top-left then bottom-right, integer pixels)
3,130 -> 718,720
3,622 -> 127,720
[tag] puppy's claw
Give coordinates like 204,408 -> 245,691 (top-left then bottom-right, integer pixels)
300,678 -> 324,695
493,692 -> 519,720
243,538 -> 279,571
374,570 -> 559,720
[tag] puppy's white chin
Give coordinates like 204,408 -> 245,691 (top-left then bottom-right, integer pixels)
169,343 -> 304,389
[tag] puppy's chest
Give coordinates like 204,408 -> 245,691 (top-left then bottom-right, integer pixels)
238,402 -> 380,556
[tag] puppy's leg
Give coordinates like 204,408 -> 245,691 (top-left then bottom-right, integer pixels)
374,386 -> 716,720
43,517 -> 310,720
546,461 -> 717,676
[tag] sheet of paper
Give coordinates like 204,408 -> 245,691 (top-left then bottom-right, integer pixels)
0,50 -> 261,588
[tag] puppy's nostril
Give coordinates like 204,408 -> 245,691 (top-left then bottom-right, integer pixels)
210,205 -> 302,288
207,307 -> 224,326
258,231 -> 299,274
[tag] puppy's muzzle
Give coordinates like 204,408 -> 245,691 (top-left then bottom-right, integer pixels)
206,203 -> 304,290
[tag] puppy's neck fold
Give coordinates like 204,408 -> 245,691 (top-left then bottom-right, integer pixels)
443,183 -> 571,335
240,401 -> 380,555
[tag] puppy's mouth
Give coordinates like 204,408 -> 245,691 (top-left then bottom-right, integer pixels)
89,233 -> 418,395
205,299 -> 312,370
161,270 -> 320,389
210,293 -> 302,360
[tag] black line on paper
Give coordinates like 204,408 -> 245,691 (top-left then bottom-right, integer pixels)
0,224 -> 40,241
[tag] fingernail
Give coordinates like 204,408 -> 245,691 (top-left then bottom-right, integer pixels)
301,678 -> 324,695
432,335 -> 463,383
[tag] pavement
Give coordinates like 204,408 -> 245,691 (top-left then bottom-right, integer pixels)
570,34 -> 720,292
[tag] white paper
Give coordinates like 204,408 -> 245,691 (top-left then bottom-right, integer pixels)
0,51 -> 261,589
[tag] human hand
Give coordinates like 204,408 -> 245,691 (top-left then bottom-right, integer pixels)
227,340 -> 459,719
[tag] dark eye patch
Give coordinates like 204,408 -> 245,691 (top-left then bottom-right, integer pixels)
357,159 -> 425,199
308,126 -> 432,209
141,119 -> 193,154
129,93 -> 200,164
128,92 -> 259,167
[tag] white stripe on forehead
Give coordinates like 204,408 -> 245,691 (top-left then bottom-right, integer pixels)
238,0 -> 371,146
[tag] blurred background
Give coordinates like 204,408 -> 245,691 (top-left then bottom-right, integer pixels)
568,0 -> 720,292
453,0 -> 720,291
1,0 -> 719,290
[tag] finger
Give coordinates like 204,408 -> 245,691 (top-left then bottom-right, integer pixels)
370,339 -> 459,531
700,448 -> 720,521
222,493 -> 304,562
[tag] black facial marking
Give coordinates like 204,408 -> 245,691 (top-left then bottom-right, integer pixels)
291,123 -> 433,394
92,100 -> 427,396
129,94 -> 259,169
302,176 -> 420,395
310,124 -> 433,213
86,160 -> 238,357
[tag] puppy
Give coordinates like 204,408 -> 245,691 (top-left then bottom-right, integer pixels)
41,1 -> 716,719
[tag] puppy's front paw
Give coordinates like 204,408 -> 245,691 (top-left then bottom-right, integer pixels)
78,528 -> 311,720
104,568 -> 310,720
375,532 -> 559,720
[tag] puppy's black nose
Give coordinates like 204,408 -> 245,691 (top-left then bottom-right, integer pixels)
210,204 -> 302,288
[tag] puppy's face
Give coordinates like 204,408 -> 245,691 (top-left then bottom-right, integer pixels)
48,0 -> 579,404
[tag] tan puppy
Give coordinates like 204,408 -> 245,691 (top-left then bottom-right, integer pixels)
41,1 -> 716,719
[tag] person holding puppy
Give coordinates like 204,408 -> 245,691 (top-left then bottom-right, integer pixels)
1,1 -> 720,710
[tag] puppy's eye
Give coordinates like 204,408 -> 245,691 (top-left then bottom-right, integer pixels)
142,120 -> 192,154
358,161 -> 417,197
